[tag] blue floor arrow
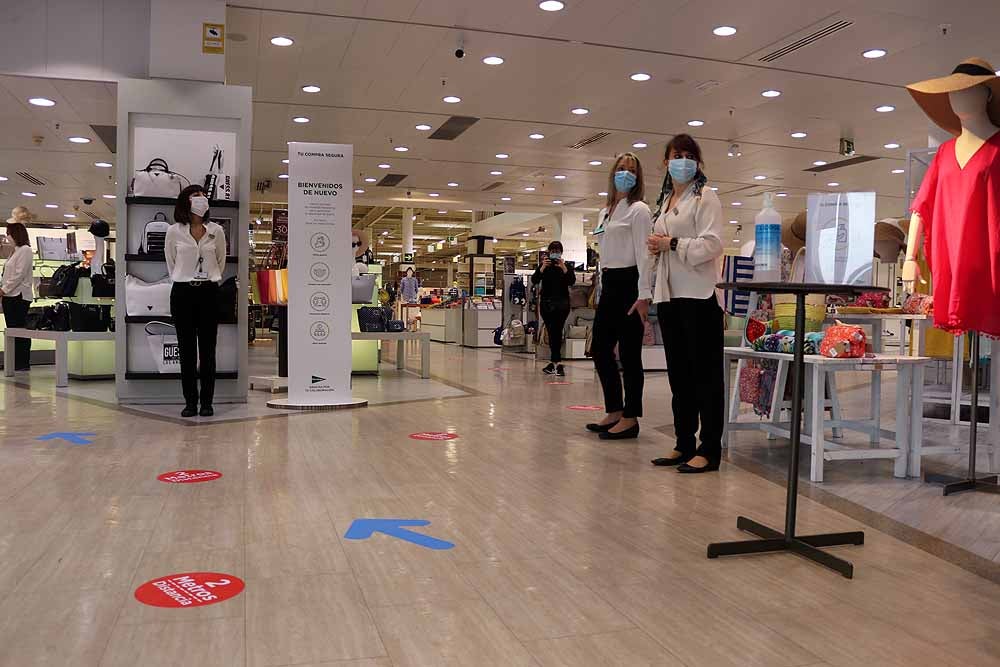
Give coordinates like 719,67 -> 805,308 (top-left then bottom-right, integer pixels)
36,432 -> 96,446
344,519 -> 455,550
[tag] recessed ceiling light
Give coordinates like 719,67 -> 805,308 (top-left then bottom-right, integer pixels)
827,182 -> 840,187
753,175 -> 767,180
429,193 -> 440,197
278,174 -> 289,179
442,95 -> 462,104
102,194 -> 116,199
415,124 -> 432,131
598,191 -> 608,196
790,131 -> 808,139
522,232 -> 530,237
713,26 -> 737,36
529,133 -> 545,140
292,116 -> 309,123
630,73 -> 651,82
709,186 -> 719,191
438,210 -> 448,214
776,192 -> 788,197
589,160 -> 602,166
813,160 -> 828,166
282,159 -> 289,164
495,153 -> 509,159
94,161 -> 113,168
354,188 -> 365,193
364,177 -> 377,182
552,200 -> 563,204
891,168 -> 905,174
270,36 -> 294,46
632,141 -> 648,149
524,187 -> 536,191
490,170 -> 503,176
447,182 -> 459,187
68,136 -> 90,143
301,84 -> 321,93
761,89 -> 782,98
501,196 -> 512,201
63,213 -> 76,218
483,56 -> 504,65
538,1 -> 565,11
45,203 -> 58,208
394,146 -> 409,152
863,48 -> 887,59
0,176 -> 7,182
21,191 -> 36,197
687,119 -> 705,127
28,97 -> 56,107
571,107 -> 590,115
732,201 -> 742,206
875,105 -> 895,113
553,174 -> 567,180
729,220 -> 740,224
884,142 -> 900,149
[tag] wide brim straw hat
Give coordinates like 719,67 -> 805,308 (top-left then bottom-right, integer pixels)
782,211 -> 807,254
874,220 -> 907,260
6,205 -> 36,225
906,57 -> 1000,136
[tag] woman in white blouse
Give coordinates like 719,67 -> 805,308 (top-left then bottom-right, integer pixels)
0,212 -> 35,371
585,153 -> 652,440
166,185 -> 227,418
646,134 -> 725,473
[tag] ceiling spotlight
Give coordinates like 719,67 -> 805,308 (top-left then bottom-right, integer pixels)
378,163 -> 391,169
501,196 -> 512,201
394,146 -> 410,152
727,142 -> 742,157
301,84 -> 321,93
709,186 -> 719,191
278,174 -> 289,179
270,36 -> 294,46
761,89 -> 782,98
598,191 -> 608,196
753,175 -> 766,180
891,168 -> 905,174
524,186 -> 536,191
94,161 -> 113,168
713,26 -> 737,36
442,95 -> 462,104
292,116 -> 310,124
632,141 -> 648,149
827,182 -> 840,187
45,203 -> 58,208
364,177 -> 377,183
790,131 -> 808,139
522,232 -> 530,237
68,136 -> 90,143
21,191 -> 36,197
28,97 -> 56,107
438,210 -> 449,214
538,1 -> 565,11
490,170 -> 503,176
630,73 -> 651,82
529,133 -> 545,139
732,201 -> 742,206
415,124 -> 432,131
282,159 -> 289,164
354,188 -> 365,193
863,48 -> 887,59
447,182 -> 459,187
552,200 -> 563,204
729,220 -> 740,225
483,56 -> 504,65
63,213 -> 76,218
813,160 -> 828,166
589,160 -> 602,166
875,105 -> 895,113
570,107 -> 590,115
102,194 -> 116,199
884,142 -> 900,149
495,153 -> 510,159
553,174 -> 567,180
0,176 -> 7,182
429,193 -> 440,197
687,119 -> 705,127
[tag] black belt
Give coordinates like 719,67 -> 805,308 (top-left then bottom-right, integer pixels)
601,266 -> 638,274
183,280 -> 213,287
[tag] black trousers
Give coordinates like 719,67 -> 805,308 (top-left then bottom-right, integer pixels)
541,298 -> 570,363
658,297 -> 725,462
2,296 -> 31,369
591,267 -> 644,418
170,282 -> 219,408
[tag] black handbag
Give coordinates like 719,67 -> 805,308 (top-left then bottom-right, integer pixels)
386,320 -> 405,332
68,302 -> 109,332
357,306 -> 387,332
36,266 -> 57,298
37,302 -> 71,331
50,262 -> 82,298
217,276 -> 238,324
90,262 -> 116,298
24,307 -> 45,330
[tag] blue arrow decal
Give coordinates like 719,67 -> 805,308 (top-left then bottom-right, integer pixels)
344,519 -> 454,550
36,432 -> 96,446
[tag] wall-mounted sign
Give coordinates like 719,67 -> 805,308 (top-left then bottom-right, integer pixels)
403,252 -> 414,263
271,209 -> 288,243
202,23 -> 225,55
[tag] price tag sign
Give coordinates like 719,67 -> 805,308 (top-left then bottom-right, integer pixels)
134,572 -> 244,608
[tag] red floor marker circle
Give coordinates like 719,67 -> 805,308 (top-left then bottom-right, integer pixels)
157,470 -> 223,484
134,572 -> 244,608
409,431 -> 459,441
568,405 -> 604,411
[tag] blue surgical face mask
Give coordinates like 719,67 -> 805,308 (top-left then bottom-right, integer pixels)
668,158 -> 698,183
614,170 -> 637,193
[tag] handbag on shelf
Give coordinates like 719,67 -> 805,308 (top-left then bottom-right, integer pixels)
89,262 -> 116,298
217,276 -> 238,324
125,275 -> 172,317
139,212 -> 171,255
35,266 -> 57,298
352,273 -> 377,304
0,235 -> 14,259
24,306 -> 45,330
820,321 -> 867,359
203,145 -> 223,200
357,306 -> 387,332
502,318 -> 526,347
38,302 -> 71,331
131,158 -> 189,198
68,302 -> 109,332
274,269 -> 288,306
902,293 -> 933,315
144,321 -> 180,373
738,361 -> 764,405
386,320 -> 405,332
49,262 -> 83,298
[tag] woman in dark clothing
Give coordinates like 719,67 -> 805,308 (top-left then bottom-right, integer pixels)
531,241 -> 576,376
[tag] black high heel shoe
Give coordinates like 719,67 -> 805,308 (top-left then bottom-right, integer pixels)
599,423 -> 639,440
586,420 -> 620,433
677,460 -> 721,474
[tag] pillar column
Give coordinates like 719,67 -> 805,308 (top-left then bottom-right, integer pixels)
553,211 -> 587,268
402,207 -> 414,256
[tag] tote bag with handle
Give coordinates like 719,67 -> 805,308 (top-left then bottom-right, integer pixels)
132,158 -> 189,198
125,275 -> 172,317
144,321 -> 181,373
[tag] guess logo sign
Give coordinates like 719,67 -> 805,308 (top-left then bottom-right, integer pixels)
134,572 -> 244,608
163,343 -> 181,363
157,470 -> 223,484
409,432 -> 458,441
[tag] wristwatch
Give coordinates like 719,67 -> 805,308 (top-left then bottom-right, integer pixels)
669,237 -> 679,252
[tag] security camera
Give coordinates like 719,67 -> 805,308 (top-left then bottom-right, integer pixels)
454,47 -> 465,59
82,197 -> 95,205
406,190 -> 412,197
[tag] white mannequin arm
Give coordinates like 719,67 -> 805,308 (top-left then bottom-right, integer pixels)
901,212 -> 925,291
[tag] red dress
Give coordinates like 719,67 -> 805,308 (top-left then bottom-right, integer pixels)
911,131 -> 1000,337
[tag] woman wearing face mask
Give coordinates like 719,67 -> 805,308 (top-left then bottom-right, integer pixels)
532,240 -> 576,376
586,153 -> 652,440
647,134 -> 725,473
165,185 -> 227,418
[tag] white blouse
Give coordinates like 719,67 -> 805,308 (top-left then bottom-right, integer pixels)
648,184 -> 724,303
1,245 -> 34,301
164,221 -> 227,283
595,200 -> 653,300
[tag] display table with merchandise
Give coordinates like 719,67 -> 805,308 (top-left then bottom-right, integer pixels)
4,328 -> 115,387
351,331 -> 431,379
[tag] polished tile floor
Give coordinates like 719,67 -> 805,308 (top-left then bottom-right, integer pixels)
0,341 -> 998,666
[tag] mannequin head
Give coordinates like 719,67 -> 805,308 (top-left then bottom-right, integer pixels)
951,85 -> 992,120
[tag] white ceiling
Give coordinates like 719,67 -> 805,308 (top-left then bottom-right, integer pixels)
2,0 -> 999,257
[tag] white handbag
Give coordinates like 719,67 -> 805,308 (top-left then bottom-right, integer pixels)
132,158 -> 190,198
126,275 -> 173,316
144,321 -> 180,373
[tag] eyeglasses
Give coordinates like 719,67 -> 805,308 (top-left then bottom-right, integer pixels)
352,241 -> 362,248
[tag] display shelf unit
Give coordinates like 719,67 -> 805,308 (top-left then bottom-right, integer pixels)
115,78 -> 251,405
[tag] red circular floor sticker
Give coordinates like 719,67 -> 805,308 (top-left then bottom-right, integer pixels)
568,405 -> 604,411
409,431 -> 459,441
157,470 -> 223,484
134,572 -> 244,608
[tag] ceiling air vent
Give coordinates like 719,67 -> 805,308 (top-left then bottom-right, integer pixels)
481,181 -> 504,192
377,173 -> 408,187
804,156 -> 879,173
16,171 -> 45,186
429,116 -> 479,141
759,20 -> 853,63
568,132 -> 611,150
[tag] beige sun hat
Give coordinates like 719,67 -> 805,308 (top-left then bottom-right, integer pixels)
781,211 -> 806,254
6,205 -> 36,225
874,220 -> 907,260
906,57 -> 1000,136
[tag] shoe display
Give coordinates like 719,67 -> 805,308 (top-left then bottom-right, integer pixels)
599,423 -> 640,440
542,363 -> 556,375
585,420 -> 619,433
556,364 -> 565,376
200,405 -> 214,417
181,405 -> 198,418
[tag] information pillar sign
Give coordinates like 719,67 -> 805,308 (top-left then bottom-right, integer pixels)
270,143 -> 366,410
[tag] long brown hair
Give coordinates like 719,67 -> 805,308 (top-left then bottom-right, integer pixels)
6,222 -> 29,247
605,152 -> 645,209
174,184 -> 208,224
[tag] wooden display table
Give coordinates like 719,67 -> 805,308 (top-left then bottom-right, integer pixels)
352,331 -> 431,378
4,328 -> 115,387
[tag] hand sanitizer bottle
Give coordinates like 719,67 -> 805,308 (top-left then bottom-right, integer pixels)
754,192 -> 782,282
